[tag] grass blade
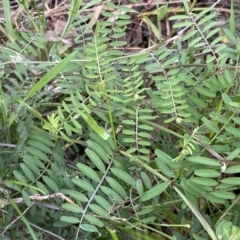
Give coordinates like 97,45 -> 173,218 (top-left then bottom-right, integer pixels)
27,51 -> 77,98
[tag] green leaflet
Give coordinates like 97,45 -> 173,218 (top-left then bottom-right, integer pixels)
191,177 -> 218,187
67,190 -> 89,202
80,224 -> 98,232
94,195 -> 112,211
61,216 -> 79,224
210,190 -> 235,200
20,163 -> 34,182
22,191 -> 31,207
71,178 -> 94,192
225,165 -> 240,174
140,181 -> 170,202
110,168 -> 135,186
84,214 -> 104,227
194,169 -> 220,178
76,162 -> 100,182
100,186 -> 123,203
106,176 -> 127,198
187,156 -> 220,166
89,204 -> 109,218
42,176 -> 60,192
62,203 -> 83,213
85,147 -> 106,173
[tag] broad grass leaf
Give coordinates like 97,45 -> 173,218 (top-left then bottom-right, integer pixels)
80,112 -> 111,140
141,15 -> 161,41
224,28 -> 238,44
27,51 -> 77,98
230,0 -> 235,34
62,203 -> 83,213
76,163 -> 100,182
140,181 -> 170,202
2,0 -> 18,41
173,186 -> 218,240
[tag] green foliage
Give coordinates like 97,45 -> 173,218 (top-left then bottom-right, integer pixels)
0,0 -> 240,239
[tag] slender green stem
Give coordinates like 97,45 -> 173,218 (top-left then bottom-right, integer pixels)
0,80 -> 11,143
